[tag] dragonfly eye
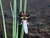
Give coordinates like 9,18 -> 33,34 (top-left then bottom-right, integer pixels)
20,17 -> 24,19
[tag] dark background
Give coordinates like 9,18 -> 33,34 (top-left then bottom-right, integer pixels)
0,0 -> 50,38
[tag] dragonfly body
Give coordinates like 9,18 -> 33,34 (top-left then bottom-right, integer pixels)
22,19 -> 28,34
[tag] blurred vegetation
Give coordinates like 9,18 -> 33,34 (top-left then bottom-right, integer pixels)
0,0 -> 50,38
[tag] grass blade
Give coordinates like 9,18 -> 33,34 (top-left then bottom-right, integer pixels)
19,0 -> 22,12
19,0 -> 24,38
12,0 -> 17,38
24,0 -> 27,14
0,0 -> 7,38
16,19 -> 18,38
10,2 -> 13,17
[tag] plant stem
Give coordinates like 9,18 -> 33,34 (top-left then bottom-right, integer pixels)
24,0 -> 27,14
20,0 -> 24,38
19,0 -> 22,12
0,0 -> 7,38
12,0 -> 17,38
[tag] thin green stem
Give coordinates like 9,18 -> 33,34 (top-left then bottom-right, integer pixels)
19,0 -> 22,12
20,26 -> 24,38
10,2 -> 13,17
12,0 -> 17,38
0,0 -> 7,38
16,22 -> 18,38
24,0 -> 27,14
20,0 -> 24,38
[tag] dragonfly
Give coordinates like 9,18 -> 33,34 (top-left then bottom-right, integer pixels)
20,11 -> 29,34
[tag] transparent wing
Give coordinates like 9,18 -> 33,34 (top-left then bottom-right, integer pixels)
22,20 -> 28,34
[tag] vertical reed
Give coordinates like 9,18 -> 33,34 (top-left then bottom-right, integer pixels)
0,0 -> 7,38
19,0 -> 24,38
12,0 -> 17,38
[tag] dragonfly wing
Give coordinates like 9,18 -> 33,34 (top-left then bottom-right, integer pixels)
22,20 -> 28,34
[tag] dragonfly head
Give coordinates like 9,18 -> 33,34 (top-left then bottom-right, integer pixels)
20,10 -> 29,20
